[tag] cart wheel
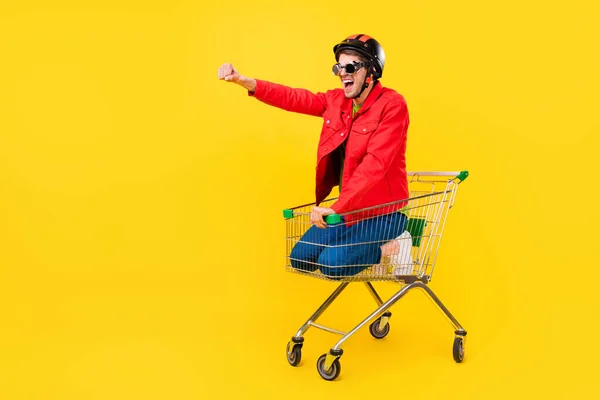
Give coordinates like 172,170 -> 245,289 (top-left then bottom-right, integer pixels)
286,343 -> 302,366
369,318 -> 390,339
453,336 -> 465,363
316,354 -> 341,381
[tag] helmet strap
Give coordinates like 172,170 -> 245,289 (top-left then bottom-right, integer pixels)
353,61 -> 375,99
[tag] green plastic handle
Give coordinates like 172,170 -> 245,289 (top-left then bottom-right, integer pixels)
324,214 -> 342,224
283,210 -> 341,225
456,170 -> 469,182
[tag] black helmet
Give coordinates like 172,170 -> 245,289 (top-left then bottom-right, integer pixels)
333,34 -> 386,80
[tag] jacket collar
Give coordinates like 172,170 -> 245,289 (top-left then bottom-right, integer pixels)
341,81 -> 383,117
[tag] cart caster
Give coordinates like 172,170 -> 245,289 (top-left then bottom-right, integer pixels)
369,318 -> 390,339
286,340 -> 303,366
316,353 -> 341,381
453,336 -> 465,363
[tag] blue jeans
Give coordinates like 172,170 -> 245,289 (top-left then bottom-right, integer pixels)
290,212 -> 408,278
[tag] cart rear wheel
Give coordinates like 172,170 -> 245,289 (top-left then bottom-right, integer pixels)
369,318 -> 390,339
286,343 -> 302,366
316,354 -> 341,381
453,337 -> 465,363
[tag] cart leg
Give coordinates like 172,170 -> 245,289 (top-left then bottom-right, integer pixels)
364,282 -> 383,306
415,282 -> 466,335
364,282 -> 391,328
319,281 -> 468,373
320,280 -> 410,372
326,282 -> 466,358
328,282 -> 414,356
414,282 -> 467,362
287,282 -> 349,366
288,282 -> 349,344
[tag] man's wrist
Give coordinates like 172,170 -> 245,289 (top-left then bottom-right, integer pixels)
239,76 -> 257,92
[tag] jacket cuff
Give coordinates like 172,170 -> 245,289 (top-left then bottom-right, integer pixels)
330,201 -> 343,214
247,79 -> 265,98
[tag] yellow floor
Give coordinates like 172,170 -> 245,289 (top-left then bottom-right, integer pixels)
0,266 -> 596,399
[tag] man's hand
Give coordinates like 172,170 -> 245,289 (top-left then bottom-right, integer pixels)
217,63 -> 257,92
218,63 -> 241,83
310,206 -> 336,229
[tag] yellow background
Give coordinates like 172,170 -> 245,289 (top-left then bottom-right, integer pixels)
1,0 -> 598,398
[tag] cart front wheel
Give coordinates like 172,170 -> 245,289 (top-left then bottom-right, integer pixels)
453,337 -> 465,363
369,318 -> 390,339
286,343 -> 302,366
316,354 -> 341,381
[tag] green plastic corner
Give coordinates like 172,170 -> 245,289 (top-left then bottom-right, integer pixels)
456,170 -> 469,182
283,209 -> 294,219
406,218 -> 426,247
324,214 -> 342,225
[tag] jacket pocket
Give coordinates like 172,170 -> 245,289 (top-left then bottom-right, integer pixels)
352,121 -> 379,135
320,120 -> 342,144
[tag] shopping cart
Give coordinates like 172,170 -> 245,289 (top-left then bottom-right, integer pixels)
282,171 -> 469,380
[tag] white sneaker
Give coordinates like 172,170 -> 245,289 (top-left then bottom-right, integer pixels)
390,231 -> 414,276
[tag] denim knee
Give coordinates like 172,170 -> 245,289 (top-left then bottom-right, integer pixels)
317,248 -> 367,278
290,242 -> 319,272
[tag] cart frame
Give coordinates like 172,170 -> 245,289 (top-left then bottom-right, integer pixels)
282,171 -> 469,380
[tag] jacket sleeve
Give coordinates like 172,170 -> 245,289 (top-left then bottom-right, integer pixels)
248,79 -> 328,117
330,100 -> 409,214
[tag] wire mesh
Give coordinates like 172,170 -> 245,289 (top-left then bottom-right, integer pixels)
284,175 -> 460,283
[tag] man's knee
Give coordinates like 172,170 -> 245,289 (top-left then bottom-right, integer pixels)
318,247 -> 371,278
318,248 -> 348,278
290,242 -> 319,272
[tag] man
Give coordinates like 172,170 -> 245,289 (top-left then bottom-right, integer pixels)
218,34 -> 411,278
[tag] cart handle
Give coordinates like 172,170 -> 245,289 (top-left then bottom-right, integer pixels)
283,170 -> 469,223
282,209 -> 342,224
456,170 -> 469,181
324,214 -> 342,225
409,170 -> 469,182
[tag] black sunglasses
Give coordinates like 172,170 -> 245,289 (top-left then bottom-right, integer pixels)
332,61 -> 367,76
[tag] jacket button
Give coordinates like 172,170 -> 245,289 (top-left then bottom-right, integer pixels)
363,128 -> 367,132
326,120 -> 330,124
340,133 -> 344,136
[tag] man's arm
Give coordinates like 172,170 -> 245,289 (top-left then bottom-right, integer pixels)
218,63 -> 327,117
330,100 -> 409,214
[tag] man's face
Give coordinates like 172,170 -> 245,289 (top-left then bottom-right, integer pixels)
337,53 -> 369,99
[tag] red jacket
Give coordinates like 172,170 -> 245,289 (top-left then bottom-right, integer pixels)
250,79 -> 410,219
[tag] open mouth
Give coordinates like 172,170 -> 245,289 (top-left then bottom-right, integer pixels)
343,79 -> 354,90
